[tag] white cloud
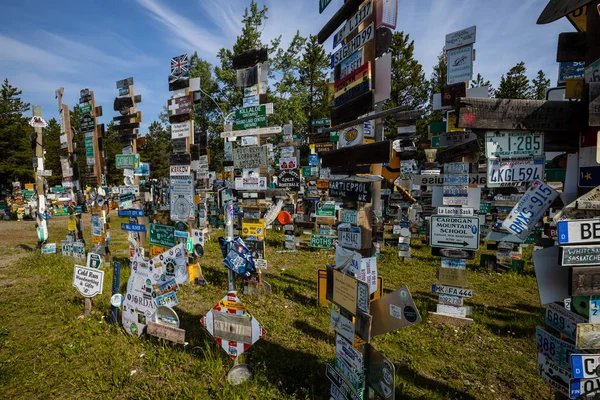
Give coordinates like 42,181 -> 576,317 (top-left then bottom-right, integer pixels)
0,35 -> 76,73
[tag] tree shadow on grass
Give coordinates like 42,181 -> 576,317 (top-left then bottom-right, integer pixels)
293,319 -> 329,343
394,363 -> 478,400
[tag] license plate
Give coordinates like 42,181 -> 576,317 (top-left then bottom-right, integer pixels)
502,181 -> 559,240
431,284 -> 472,298
487,158 -> 544,187
572,354 -> 600,378
536,327 -> 577,370
438,294 -> 464,306
331,23 -> 374,68
545,303 -> 587,341
340,49 -> 364,79
443,174 -> 469,185
485,131 -> 544,158
570,377 -> 600,398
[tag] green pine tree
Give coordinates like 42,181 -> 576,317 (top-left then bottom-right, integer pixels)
531,70 -> 551,100
495,62 -> 531,99
471,73 -> 494,97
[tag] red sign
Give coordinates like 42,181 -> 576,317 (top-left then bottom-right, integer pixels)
334,62 -> 370,94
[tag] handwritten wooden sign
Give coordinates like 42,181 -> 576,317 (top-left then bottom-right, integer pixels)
328,180 -> 372,202
233,145 -> 269,169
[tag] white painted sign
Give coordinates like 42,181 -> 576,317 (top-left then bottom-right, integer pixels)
170,165 -> 191,176
558,219 -> 600,245
437,207 -> 474,216
436,304 -> 467,318
171,121 -> 191,139
430,215 -> 480,250
241,136 -> 258,146
73,265 -> 104,298
447,45 -> 473,85
220,126 -> 282,139
445,26 -> 476,50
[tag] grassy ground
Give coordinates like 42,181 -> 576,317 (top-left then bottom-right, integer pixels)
0,215 -> 550,399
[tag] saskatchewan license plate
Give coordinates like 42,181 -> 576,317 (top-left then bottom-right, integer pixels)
487,158 -> 543,187
485,131 -> 544,158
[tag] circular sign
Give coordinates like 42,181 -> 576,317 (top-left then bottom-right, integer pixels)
227,364 -> 253,385
194,244 -> 204,258
174,198 -> 191,220
404,306 -> 418,322
111,293 -> 124,307
277,211 -> 292,225
400,228 -> 410,237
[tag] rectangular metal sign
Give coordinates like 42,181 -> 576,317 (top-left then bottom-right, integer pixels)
412,174 -> 487,186
487,157 -> 544,187
572,354 -> 600,378
431,284 -> 472,298
546,302 -> 587,341
331,23 -> 374,68
333,0 -> 373,49
485,131 -> 544,158
445,26 -> 476,50
537,353 -> 570,397
149,223 -> 176,248
121,223 -> 146,233
536,327 -> 577,370
233,145 -> 269,169
558,219 -> 600,244
430,215 -> 480,250
447,45 -> 473,84
502,181 -> 558,240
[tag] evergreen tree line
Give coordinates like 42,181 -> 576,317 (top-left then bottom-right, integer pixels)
0,1 -> 552,188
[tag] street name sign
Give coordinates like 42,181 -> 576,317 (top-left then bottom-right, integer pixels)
430,215 -> 480,250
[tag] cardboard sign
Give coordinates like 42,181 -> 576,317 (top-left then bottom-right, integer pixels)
73,265 -> 104,298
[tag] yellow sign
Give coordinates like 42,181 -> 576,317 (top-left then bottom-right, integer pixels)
567,6 -> 587,32
566,78 -> 584,99
25,183 -> 34,190
318,269 -> 383,306
317,179 -> 329,190
67,219 -> 76,231
92,234 -> 105,245
447,111 -> 464,133
241,219 -> 265,240
150,245 -> 169,257
218,299 -> 246,311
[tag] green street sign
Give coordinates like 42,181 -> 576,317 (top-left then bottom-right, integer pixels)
330,131 -> 339,142
319,0 -> 332,14
85,136 -> 95,160
430,121 -> 446,134
80,104 -> 92,114
235,105 -> 268,120
116,154 -> 140,169
316,201 -> 336,217
235,115 -> 267,130
312,118 -> 331,127
431,135 -> 440,148
22,189 -> 35,200
51,186 -> 65,193
310,234 -> 334,249
302,166 -> 313,178
479,201 -> 492,214
149,223 -> 176,248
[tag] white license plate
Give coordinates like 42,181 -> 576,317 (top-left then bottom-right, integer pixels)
438,294 -> 464,306
485,131 -> 544,158
502,181 -> 558,239
572,354 -> 600,378
571,377 -> 600,398
487,158 -> 543,187
333,0 -> 372,49
545,303 -> 587,341
432,284 -> 472,298
443,174 -> 469,185
536,327 -> 577,370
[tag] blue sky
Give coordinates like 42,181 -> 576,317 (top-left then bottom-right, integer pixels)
0,0 -> 573,134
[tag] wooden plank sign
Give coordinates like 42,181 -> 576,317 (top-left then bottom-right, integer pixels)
436,138 -> 480,163
457,98 -> 584,132
168,95 -> 193,119
146,321 -> 185,344
328,180 -> 372,202
571,266 -> 600,296
321,141 -> 389,168
438,267 -> 468,287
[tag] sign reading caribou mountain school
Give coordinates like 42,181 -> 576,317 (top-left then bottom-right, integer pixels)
328,180 -> 372,202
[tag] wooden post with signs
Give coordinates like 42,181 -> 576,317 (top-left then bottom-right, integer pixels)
31,105 -> 47,249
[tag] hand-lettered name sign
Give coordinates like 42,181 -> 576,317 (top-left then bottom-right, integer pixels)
328,180 -> 372,202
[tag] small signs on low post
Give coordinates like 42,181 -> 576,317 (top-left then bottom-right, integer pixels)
73,265 -> 104,298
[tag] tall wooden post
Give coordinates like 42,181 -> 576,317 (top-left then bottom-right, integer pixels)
32,106 -> 47,248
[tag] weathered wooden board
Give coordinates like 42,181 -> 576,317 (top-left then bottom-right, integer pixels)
442,82 -> 467,107
457,97 -> 584,132
436,139 -> 480,164
537,0 -> 592,24
331,90 -> 374,126
571,266 -> 600,296
557,32 -> 587,62
321,141 -> 390,168
232,48 -> 268,69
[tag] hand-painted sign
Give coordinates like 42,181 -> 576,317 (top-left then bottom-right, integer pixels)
233,145 -> 269,169
430,215 -> 480,250
73,265 -> 104,298
201,292 -> 266,359
168,95 -> 193,117
560,245 -> 600,266
277,169 -> 300,190
329,180 -> 372,202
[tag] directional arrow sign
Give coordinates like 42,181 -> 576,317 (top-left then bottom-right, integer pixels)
430,215 -> 480,250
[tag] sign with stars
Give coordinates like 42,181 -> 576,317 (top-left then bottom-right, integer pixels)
579,128 -> 600,187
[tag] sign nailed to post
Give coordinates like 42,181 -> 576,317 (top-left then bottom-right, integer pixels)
329,180 -> 372,202
73,265 -> 104,298
430,215 -> 480,250
233,145 -> 269,169
445,26 -> 476,50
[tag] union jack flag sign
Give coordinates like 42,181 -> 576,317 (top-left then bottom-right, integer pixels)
171,54 -> 189,78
